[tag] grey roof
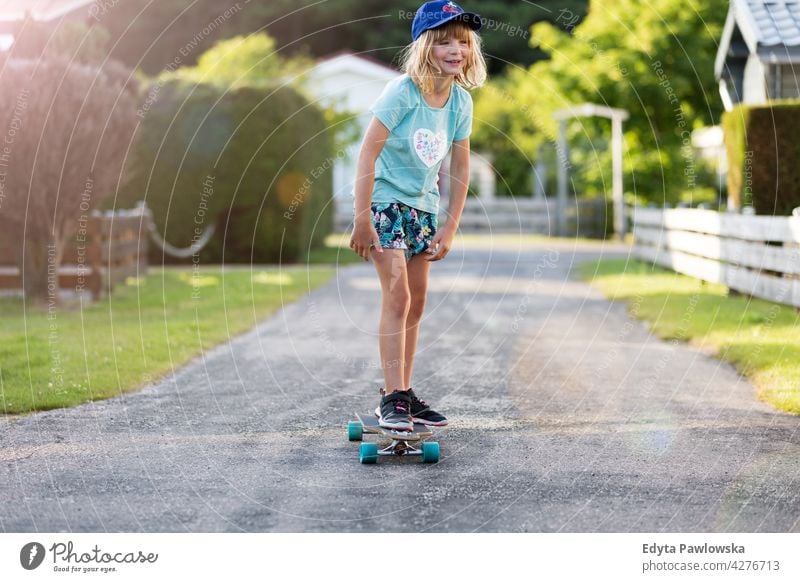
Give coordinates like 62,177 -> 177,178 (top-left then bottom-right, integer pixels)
745,0 -> 800,46
723,0 -> 800,52
715,0 -> 800,78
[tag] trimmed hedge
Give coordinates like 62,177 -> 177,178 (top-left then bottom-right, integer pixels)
118,77 -> 333,263
722,100 -> 800,215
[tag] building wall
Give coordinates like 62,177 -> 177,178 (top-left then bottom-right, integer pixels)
743,54 -> 768,105
306,57 -> 400,206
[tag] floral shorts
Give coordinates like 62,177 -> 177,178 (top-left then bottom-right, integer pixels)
371,201 -> 437,262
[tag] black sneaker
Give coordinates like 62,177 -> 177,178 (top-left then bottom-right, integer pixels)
407,388 -> 448,426
377,390 -> 413,431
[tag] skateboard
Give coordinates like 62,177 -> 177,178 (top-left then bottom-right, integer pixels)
347,412 -> 440,464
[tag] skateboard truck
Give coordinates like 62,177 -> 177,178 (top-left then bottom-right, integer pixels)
348,413 -> 440,464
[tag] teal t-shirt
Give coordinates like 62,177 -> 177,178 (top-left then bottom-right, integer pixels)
367,74 -> 473,215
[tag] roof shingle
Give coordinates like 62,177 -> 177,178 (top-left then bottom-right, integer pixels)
744,0 -> 800,46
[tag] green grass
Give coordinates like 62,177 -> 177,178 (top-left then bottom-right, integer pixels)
0,265 -> 336,415
454,233 -> 623,246
579,259 -> 800,415
307,234 -> 362,264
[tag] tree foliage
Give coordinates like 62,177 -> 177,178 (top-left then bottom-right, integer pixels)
119,32 -> 338,263
0,57 -> 139,300
96,0 -> 588,76
473,0 -> 727,203
172,33 -> 313,89
118,76 -> 333,264
164,32 -> 359,153
6,16 -> 110,64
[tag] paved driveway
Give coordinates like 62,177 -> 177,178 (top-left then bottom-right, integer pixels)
2,238 -> 799,532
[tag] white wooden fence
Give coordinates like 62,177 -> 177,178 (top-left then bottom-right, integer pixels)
443,197 -> 609,237
633,207 -> 800,308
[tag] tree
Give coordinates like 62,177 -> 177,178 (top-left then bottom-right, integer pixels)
116,32 -> 338,264
96,0 -> 589,76
173,33 -> 313,88
0,58 -> 139,301
117,76 -> 333,263
164,32 -> 359,152
98,0 -> 238,75
8,15 -> 110,64
473,0 -> 726,203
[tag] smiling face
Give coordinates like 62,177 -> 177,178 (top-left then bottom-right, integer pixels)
401,19 -> 486,94
432,37 -> 469,76
427,21 -> 473,78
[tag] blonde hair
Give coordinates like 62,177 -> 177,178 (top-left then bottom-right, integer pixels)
399,20 -> 487,95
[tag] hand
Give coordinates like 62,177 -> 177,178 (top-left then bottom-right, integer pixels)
424,226 -> 455,261
349,221 -> 383,261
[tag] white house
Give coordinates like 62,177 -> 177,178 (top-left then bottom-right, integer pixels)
303,51 -> 400,229
715,0 -> 800,110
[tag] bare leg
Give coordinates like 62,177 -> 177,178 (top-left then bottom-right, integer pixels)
404,252 -> 432,388
370,249 -> 410,393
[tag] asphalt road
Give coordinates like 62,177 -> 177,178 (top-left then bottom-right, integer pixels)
2,238 -> 799,532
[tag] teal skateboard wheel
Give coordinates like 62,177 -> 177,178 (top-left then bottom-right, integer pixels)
360,443 -> 379,464
421,441 -> 440,463
347,421 -> 363,441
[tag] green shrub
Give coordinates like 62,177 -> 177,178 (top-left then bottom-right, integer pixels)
723,100 -> 800,215
119,78 -> 333,263
492,148 -> 533,198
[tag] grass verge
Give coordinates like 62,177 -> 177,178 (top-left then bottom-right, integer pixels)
307,234 -> 362,264
579,259 -> 800,415
0,265 -> 335,415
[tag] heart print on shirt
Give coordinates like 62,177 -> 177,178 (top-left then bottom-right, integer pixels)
413,128 -> 448,168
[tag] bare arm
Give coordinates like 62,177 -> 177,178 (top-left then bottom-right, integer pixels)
446,137 -> 470,228
349,117 -> 390,260
427,138 -> 470,261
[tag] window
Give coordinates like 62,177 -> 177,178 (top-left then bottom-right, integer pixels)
779,64 -> 800,99
767,64 -> 800,100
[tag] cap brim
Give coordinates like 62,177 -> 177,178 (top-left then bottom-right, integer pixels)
458,12 -> 483,31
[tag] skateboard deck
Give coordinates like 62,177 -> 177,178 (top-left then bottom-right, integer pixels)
348,412 -> 440,464
357,412 -> 433,440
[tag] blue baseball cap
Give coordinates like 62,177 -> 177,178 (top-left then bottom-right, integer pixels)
411,1 -> 482,42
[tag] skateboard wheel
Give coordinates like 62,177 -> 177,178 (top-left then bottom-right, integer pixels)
421,442 -> 440,463
347,421 -> 363,441
359,443 -> 378,464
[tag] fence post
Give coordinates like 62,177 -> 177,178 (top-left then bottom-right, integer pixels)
611,115 -> 625,240
533,144 -> 546,200
86,214 -> 103,300
557,121 -> 569,237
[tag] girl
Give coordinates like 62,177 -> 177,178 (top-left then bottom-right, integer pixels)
349,1 -> 487,431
